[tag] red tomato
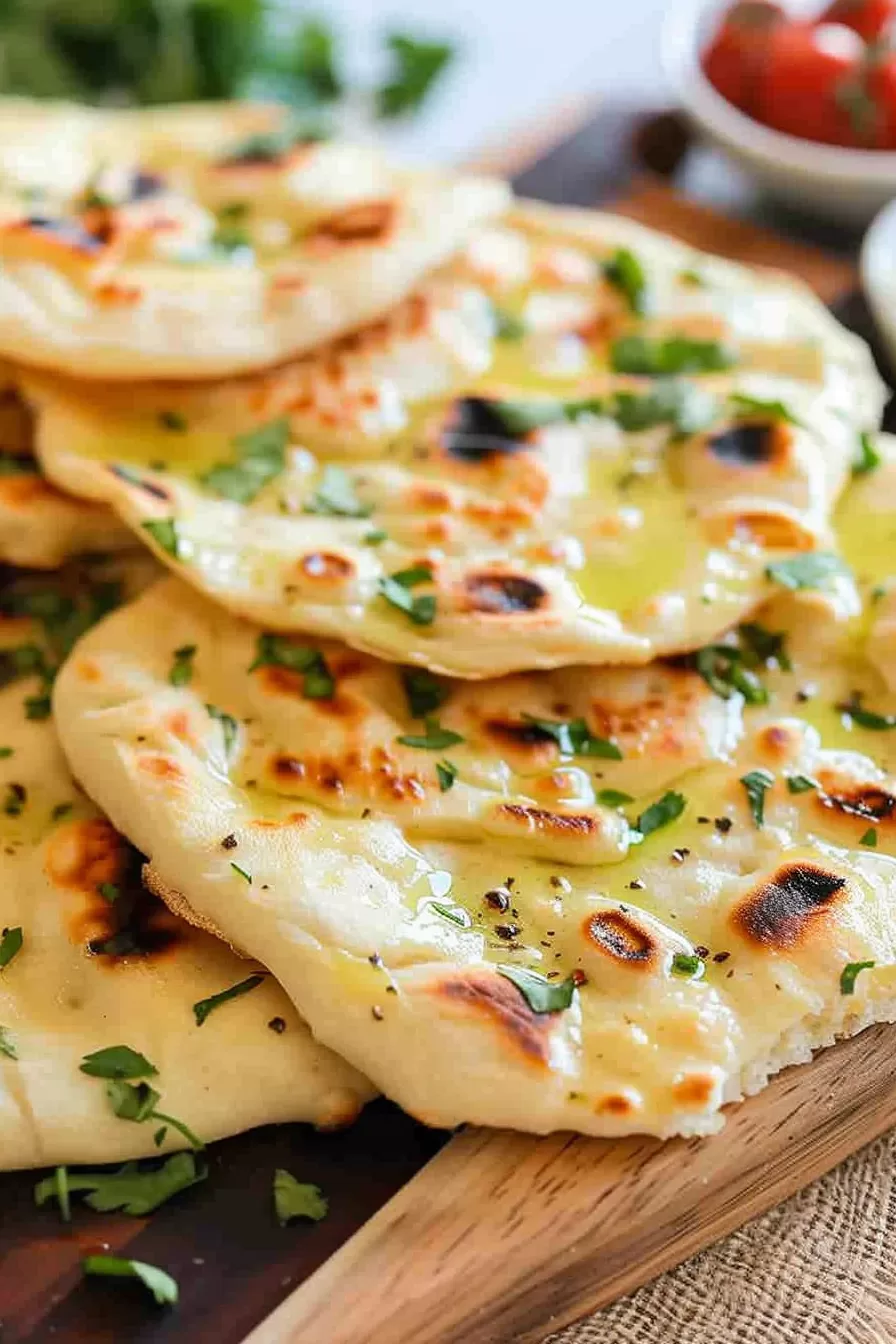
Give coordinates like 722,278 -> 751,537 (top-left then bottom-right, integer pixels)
701,1 -> 786,113
866,52 -> 896,146
821,0 -> 896,44
754,21 -> 868,144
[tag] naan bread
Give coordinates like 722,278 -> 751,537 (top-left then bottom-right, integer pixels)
0,560 -> 372,1169
0,98 -> 508,379
30,206 -> 883,675
53,456 -> 896,1138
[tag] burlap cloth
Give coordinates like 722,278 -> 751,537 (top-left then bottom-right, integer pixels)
549,1129 -> 896,1344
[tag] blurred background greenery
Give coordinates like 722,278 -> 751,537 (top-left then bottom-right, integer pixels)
0,0 -> 456,116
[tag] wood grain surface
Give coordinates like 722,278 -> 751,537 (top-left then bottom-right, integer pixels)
247,1023 -> 896,1344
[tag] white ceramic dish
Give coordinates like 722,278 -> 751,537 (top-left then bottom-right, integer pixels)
861,196 -> 896,370
662,0 -> 896,227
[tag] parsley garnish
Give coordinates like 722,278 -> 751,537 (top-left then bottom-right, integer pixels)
168,644 -> 196,687
205,703 -> 238,756
429,899 -> 467,925
106,1079 -> 160,1123
273,1169 -> 329,1225
766,553 -> 851,592
82,1255 -> 178,1307
231,862 -> 252,884
739,622 -> 791,671
489,399 -> 567,437
520,713 -> 622,759
3,783 -> 25,816
98,882 -> 119,903
35,1152 -> 206,1217
787,774 -> 818,794
304,465 -> 370,518
0,452 -> 36,476
0,926 -> 23,969
595,788 -> 634,807
201,418 -> 289,504
379,566 -> 436,626
396,717 -> 463,750
51,802 -> 73,822
610,333 -> 735,376
860,827 -> 878,847
0,1025 -> 16,1058
610,380 -> 718,438
695,644 -> 767,705
602,247 -> 648,315
497,964 -> 577,1013
635,791 -> 686,837
729,392 -> 801,426
0,747 -> 12,759
436,760 -> 457,792
376,33 -> 455,117
491,305 -> 526,340
853,431 -> 881,476
158,410 -> 187,432
840,960 -> 875,994
249,633 -> 334,699
24,693 -> 51,721
193,973 -> 265,1026
142,518 -> 182,559
80,1045 -> 157,1079
740,769 -> 775,827
670,951 -> 704,978
401,667 -> 448,718
363,528 -> 388,546
837,694 -> 896,730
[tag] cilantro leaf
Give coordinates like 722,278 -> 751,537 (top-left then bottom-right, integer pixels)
205,703 -> 238,757
168,644 -> 196,687
396,716 -> 464,750
274,1168 -> 329,1225
595,788 -> 634,807
520,713 -> 622,759
670,951 -> 704,978
766,552 -> 851,592
82,1255 -> 178,1307
436,760 -> 457,792
376,33 -> 455,118
837,694 -> 896,730
192,973 -> 265,1026
36,1152 -> 205,1218
740,769 -> 775,827
79,1045 -> 157,1080
303,465 -> 370,518
429,899 -> 467,925
489,399 -> 566,437
0,926 -> 23,969
610,380 -> 718,438
860,827 -> 878,847
107,1079 -> 160,1122
231,862 -> 252,884
497,965 -> 577,1013
603,247 -> 648,315
250,634 -> 334,699
694,644 -> 767,705
491,305 -> 526,341
142,518 -> 182,560
610,334 -> 736,376
290,17 -> 343,101
0,1025 -> 16,1058
636,791 -> 686,837
201,418 -> 289,504
840,960 -> 875,994
729,392 -> 801,426
787,774 -> 818,794
401,667 -> 448,718
379,566 -> 436,626
158,410 -> 187,432
853,431 -> 881,476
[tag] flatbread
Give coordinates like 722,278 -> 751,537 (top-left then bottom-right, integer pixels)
0,560 -> 372,1169
53,450 -> 896,1138
0,98 -> 508,379
30,205 -> 883,675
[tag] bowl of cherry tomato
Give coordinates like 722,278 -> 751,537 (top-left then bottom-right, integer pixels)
664,0 -> 896,225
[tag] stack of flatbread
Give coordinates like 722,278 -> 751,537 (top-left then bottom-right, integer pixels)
2,96 -> 895,1202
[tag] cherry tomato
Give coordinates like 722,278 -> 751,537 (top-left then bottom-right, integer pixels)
865,52 -> 896,146
754,21 -> 867,144
820,0 -> 896,44
701,1 -> 786,113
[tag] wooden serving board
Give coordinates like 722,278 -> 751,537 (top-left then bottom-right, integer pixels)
1,103 -> 891,1344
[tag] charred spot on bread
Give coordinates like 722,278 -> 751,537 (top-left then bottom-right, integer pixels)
299,552 -> 354,582
433,970 -> 552,1064
731,862 -> 847,949
310,200 -> 396,245
21,215 -> 107,255
707,421 -> 790,469
108,464 -> 171,501
464,573 -> 547,615
583,909 -> 657,966
496,803 -> 598,837
441,398 -> 531,463
816,777 -> 896,824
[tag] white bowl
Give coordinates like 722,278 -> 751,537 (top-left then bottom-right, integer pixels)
662,0 -> 896,227
861,196 -> 896,369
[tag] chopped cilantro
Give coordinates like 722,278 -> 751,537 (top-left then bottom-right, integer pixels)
636,791 -> 686,837
0,926 -> 23,969
853,431 -> 881,476
36,1152 -> 206,1218
82,1255 -> 178,1307
205,704 -> 238,757
520,713 -> 622,759
729,392 -> 801,426
231,862 -> 252,884
192,973 -> 265,1026
429,899 -> 467,925
595,788 -> 634,807
201,418 -> 289,504
694,644 -> 767,705
79,1045 -> 157,1080
610,380 -> 718,438
497,964 -> 577,1013
0,453 -> 36,476
436,760 -> 458,792
489,399 -> 566,437
273,1168 -> 329,1225
3,783 -> 25,816
840,960 -> 875,994
786,774 -> 818,794
670,951 -> 703,978
860,827 -> 878,847
396,717 -> 463,750
24,693 -> 51,721
363,528 -> 388,545
602,247 -> 648,315
51,802 -> 73,822
0,1025 -> 16,1059
766,552 -> 851,592
0,747 -> 12,759
158,410 -> 187,432
491,304 -> 526,340
142,518 -> 182,560
107,1079 -> 160,1123
97,882 -> 119,903
740,769 -> 775,827
739,621 -> 791,671
168,643 -> 196,687
303,465 -> 370,518
610,333 -> 735,376
376,33 -> 455,118
379,566 -> 436,626
837,694 -> 896,730
401,667 -> 448,718
249,633 -> 334,699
